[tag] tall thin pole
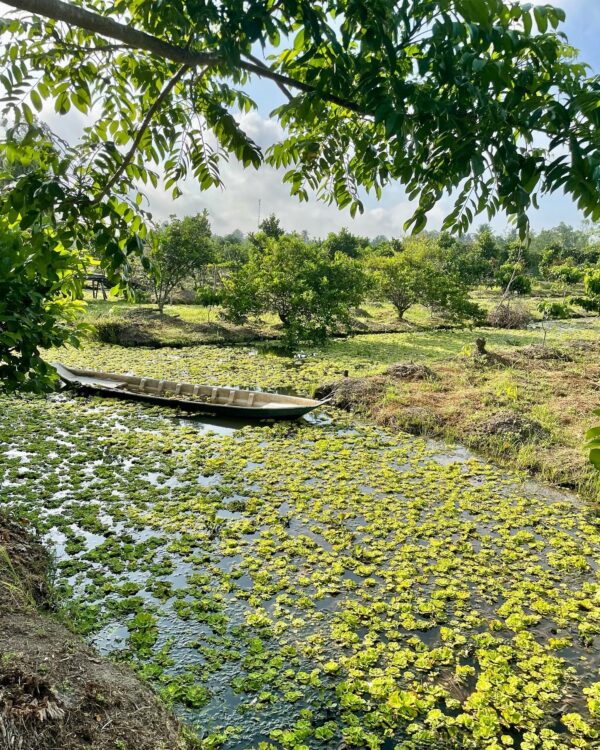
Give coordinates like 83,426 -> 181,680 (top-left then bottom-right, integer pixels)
257,198 -> 261,228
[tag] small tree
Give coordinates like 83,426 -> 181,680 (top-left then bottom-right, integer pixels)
571,269 -> 600,315
223,236 -> 369,344
370,254 -> 422,320
258,214 -> 285,239
371,241 -> 484,324
148,212 -> 213,313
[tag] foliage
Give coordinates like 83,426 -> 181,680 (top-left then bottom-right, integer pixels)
537,300 -> 571,321
195,286 -> 224,307
0,216 -> 90,392
145,212 -> 214,313
258,214 -> 285,240
495,262 -> 532,295
322,228 -> 369,259
549,263 -> 584,285
0,120 -> 148,386
571,270 -> 600,314
369,253 -> 423,320
371,240 -> 484,324
223,236 -> 370,344
2,0 -> 600,240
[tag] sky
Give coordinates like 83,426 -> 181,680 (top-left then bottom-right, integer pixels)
5,0 -> 600,237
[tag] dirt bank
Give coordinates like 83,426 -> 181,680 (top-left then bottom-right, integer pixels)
0,514 -> 188,750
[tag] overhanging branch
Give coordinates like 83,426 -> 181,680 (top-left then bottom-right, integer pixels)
4,0 -> 367,114
94,64 -> 191,203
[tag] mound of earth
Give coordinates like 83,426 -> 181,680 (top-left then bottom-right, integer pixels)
314,376 -> 387,410
385,362 -> 438,381
0,515 -> 186,750
516,345 -> 572,362
477,412 -> 548,442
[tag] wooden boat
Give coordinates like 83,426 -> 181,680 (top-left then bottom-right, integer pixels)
52,363 -> 327,420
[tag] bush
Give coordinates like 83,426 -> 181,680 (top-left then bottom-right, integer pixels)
571,269 -> 600,314
495,262 -> 532,295
550,264 -> 583,285
222,236 -> 370,344
195,286 -> 224,306
487,302 -> 532,329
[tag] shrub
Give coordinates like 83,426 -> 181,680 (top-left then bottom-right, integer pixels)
222,236 -> 370,344
550,264 -> 583,284
487,301 -> 532,329
495,262 -> 532,295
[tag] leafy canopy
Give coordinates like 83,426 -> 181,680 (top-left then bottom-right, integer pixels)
2,0 -> 600,238
222,235 -> 370,344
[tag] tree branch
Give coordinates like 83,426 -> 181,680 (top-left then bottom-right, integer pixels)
94,64 -> 190,203
4,0 -> 367,114
243,52 -> 294,102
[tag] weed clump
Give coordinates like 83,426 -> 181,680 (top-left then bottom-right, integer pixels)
477,411 -> 548,443
487,302 -> 531,329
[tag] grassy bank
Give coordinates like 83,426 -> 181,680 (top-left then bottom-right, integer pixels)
316,324 -> 600,503
82,287 -> 581,348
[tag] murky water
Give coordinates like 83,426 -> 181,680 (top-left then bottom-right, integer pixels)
1,391 -> 599,749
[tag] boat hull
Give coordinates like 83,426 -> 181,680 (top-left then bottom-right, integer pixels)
72,382 -> 321,419
52,363 -> 326,420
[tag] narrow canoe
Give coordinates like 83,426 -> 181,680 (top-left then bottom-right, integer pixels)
52,363 -> 328,420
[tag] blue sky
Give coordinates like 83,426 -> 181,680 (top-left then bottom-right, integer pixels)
19,0 -> 600,237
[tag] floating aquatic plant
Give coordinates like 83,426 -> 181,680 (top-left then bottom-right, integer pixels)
1,338 -> 600,749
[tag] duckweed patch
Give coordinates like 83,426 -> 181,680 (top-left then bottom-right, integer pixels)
51,318 -> 600,398
1,392 -> 599,750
